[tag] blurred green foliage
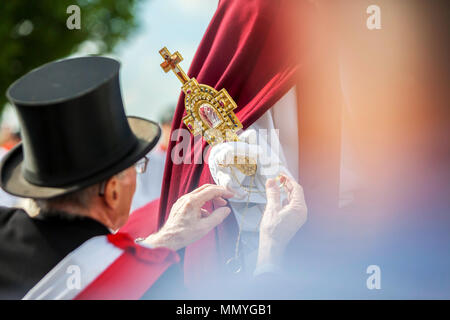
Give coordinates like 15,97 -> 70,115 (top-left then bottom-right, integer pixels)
0,0 -> 143,115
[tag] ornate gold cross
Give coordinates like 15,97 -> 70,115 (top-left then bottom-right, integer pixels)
159,47 -> 256,176
159,49 -> 189,84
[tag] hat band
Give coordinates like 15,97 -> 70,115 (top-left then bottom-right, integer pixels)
22,136 -> 138,188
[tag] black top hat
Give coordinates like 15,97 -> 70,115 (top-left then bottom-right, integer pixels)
0,56 -> 161,199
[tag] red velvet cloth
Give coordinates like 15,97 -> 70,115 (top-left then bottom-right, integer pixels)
154,0 -> 314,286
120,199 -> 160,238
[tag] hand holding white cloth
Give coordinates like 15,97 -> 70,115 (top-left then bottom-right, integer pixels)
208,129 -> 292,203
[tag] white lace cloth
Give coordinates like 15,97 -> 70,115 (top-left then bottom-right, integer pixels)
208,126 -> 294,275
208,87 -> 299,276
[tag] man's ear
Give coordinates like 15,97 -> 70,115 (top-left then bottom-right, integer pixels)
103,176 -> 120,209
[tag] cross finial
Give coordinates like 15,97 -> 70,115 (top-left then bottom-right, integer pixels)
159,47 -> 190,84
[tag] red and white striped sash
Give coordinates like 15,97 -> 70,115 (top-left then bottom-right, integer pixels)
23,233 -> 179,300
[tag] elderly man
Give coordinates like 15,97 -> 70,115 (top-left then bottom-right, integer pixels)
0,56 -> 307,299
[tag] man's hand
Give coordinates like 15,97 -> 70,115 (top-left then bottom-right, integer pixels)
257,175 -> 307,268
143,184 -> 234,251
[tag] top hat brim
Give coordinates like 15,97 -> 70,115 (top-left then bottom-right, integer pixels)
0,116 -> 161,199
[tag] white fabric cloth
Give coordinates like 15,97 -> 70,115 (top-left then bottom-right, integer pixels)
208,130 -> 291,203
208,87 -> 298,276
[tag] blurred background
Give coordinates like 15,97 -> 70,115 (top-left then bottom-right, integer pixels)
0,0 -> 449,299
